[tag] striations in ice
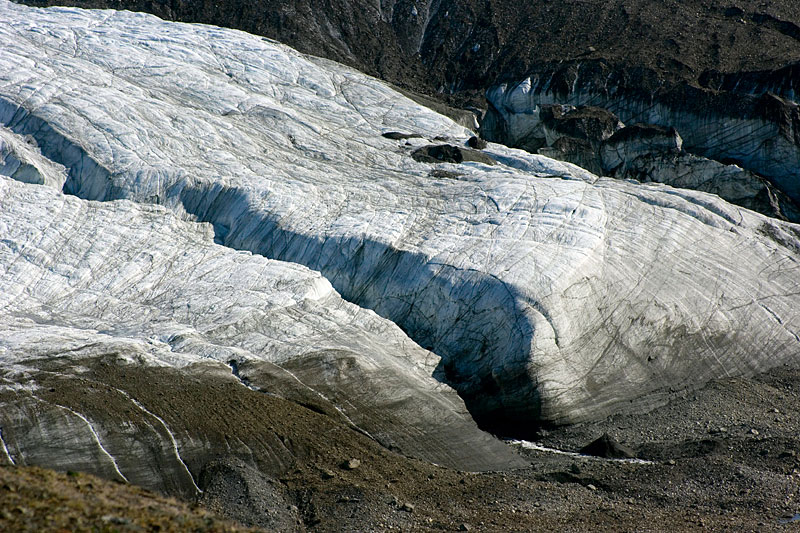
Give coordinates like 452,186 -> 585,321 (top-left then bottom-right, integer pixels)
0,0 -> 799,434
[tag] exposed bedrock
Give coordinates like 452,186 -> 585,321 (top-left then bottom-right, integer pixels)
483,63 -> 800,214
2,3 -> 800,435
514,108 -> 800,221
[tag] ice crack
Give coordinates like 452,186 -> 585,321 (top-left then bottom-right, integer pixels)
508,439 -> 654,465
54,403 -> 129,483
0,427 -> 15,465
114,389 -> 202,494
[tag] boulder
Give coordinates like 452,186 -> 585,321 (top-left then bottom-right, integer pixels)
579,434 -> 635,459
412,144 -> 496,165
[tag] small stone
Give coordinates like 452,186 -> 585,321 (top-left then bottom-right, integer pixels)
667,459 -> 676,465
569,463 -> 582,474
101,515 -> 129,525
400,502 -> 414,512
750,428 -> 759,436
321,469 -> 335,479
588,46 -> 597,53
342,458 -> 361,470
586,484 -> 597,491
458,524 -> 471,531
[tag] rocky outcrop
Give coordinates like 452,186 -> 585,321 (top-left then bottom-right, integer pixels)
3,2 -> 800,436
17,0 -> 800,111
600,124 -> 683,174
484,65 -> 800,203
483,67 -> 800,221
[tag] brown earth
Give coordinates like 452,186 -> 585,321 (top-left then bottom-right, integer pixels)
3,357 -> 799,532
0,465 -> 261,532
16,0 -> 800,108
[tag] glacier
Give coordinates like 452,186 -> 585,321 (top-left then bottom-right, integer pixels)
0,173 -> 523,480
1,0 -> 799,451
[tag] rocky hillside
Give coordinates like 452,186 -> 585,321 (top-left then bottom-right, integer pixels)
16,0 -> 800,100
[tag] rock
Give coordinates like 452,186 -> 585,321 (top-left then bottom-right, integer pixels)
429,169 -> 463,179
538,136 -> 603,175
411,144 -> 496,165
579,434 -> 635,459
412,144 -> 465,163
343,459 -> 361,470
400,502 -> 414,512
382,131 -> 422,140
586,483 -> 597,491
467,136 -> 488,149
459,523 -> 471,531
540,105 -> 624,146
101,515 -> 129,525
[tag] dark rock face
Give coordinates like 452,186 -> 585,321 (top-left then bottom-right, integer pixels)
18,0 -> 800,106
541,105 -> 623,145
600,124 -> 683,175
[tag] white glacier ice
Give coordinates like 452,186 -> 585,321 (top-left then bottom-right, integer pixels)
0,0 -> 799,433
